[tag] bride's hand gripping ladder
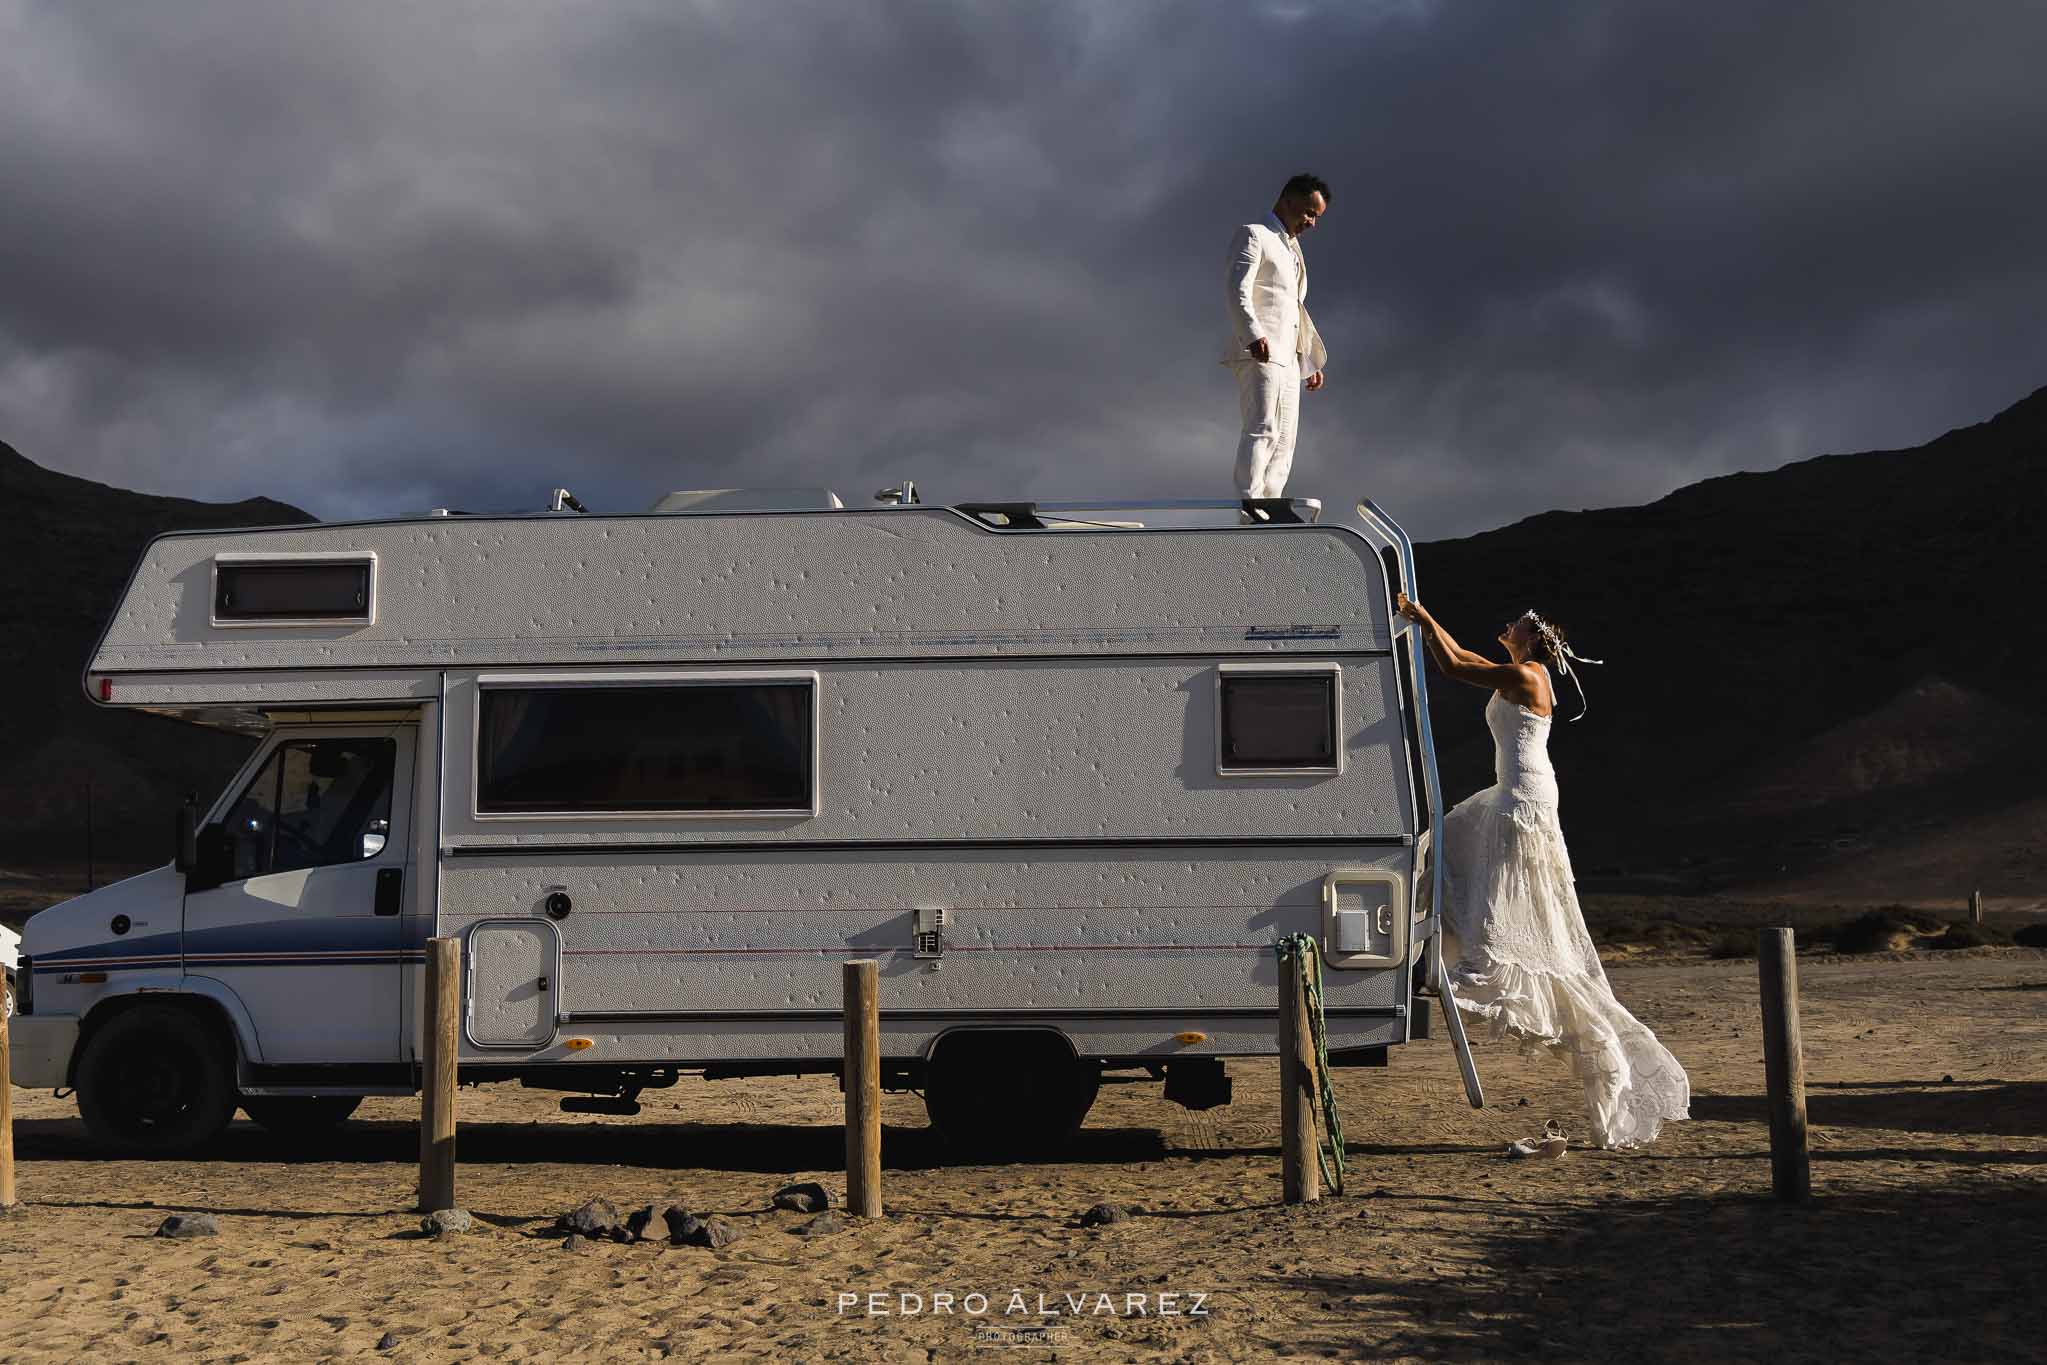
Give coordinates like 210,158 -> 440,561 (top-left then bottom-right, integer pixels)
1353,498 -> 1485,1110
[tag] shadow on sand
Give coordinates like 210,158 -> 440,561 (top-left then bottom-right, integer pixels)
1690,1080 -> 2047,1138
1284,1182 -> 2047,1361
11,1115 -> 1219,1171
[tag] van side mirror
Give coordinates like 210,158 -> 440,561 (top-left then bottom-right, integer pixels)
184,821 -> 234,894
175,801 -> 199,874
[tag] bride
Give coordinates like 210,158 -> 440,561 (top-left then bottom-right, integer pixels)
1396,592 -> 1690,1149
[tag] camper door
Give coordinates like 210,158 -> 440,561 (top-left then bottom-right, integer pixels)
183,726 -> 415,1064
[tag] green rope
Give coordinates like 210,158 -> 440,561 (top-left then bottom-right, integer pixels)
1275,933 -> 1346,1194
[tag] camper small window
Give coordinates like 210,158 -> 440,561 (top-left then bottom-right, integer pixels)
1217,668 -> 1340,774
476,680 -> 816,815
213,558 -> 373,623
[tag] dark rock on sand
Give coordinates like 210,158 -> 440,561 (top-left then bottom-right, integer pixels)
155,1213 -> 219,1239
662,1205 -> 696,1244
1077,1204 -> 1131,1227
420,1208 -> 472,1239
793,1210 -> 846,1238
673,1214 -> 742,1249
557,1198 -> 622,1238
624,1204 -> 656,1242
772,1181 -> 833,1213
376,1331 -> 400,1351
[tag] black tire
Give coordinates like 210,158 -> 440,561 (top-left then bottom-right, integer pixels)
75,1004 -> 238,1154
239,1094 -> 363,1136
924,1034 -> 1100,1158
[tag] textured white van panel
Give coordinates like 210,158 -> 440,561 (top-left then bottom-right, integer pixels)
439,845 -> 1409,1063
441,658 -> 1409,844
91,510 -> 1391,675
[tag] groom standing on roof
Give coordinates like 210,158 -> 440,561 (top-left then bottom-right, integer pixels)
1224,173 -> 1331,503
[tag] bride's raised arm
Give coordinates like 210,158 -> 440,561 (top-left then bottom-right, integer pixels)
1396,593 -> 1541,696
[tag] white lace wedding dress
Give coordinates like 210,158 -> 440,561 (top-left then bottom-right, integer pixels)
1440,683 -> 1691,1149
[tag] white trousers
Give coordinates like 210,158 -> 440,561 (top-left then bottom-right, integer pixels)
1231,355 -> 1301,499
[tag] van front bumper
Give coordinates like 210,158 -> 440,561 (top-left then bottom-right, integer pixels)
7,1015 -> 78,1089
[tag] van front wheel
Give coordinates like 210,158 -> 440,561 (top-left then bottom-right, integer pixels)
75,1005 -> 237,1154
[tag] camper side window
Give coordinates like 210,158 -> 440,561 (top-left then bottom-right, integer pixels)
476,681 -> 815,815
216,739 -> 397,881
1217,670 -> 1341,774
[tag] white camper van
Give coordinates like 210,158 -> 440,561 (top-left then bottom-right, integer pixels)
8,491 -> 1480,1153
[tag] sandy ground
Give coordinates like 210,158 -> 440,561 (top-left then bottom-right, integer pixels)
3,951 -> 2043,1363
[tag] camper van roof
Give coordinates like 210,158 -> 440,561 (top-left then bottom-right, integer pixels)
650,488 -> 847,512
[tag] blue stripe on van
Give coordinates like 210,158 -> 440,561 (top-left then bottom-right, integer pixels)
33,930 -> 184,967
34,919 -> 430,972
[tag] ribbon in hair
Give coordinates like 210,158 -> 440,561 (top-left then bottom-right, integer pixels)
1521,610 -> 1602,721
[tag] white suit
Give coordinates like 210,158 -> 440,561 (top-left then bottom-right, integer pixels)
1223,217 -> 1327,499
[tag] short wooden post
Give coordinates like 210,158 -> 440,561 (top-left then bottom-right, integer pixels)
1757,928 -> 1810,1203
1279,957 -> 1321,1204
418,936 -> 459,1213
843,960 -> 882,1218
1,994 -> 17,1212
1970,890 -> 1984,926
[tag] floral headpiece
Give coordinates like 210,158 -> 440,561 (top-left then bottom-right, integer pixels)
1519,610 -> 1603,721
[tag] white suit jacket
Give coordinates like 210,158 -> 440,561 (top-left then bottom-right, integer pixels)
1222,219 -> 1327,374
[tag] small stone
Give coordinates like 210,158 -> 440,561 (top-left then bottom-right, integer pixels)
771,1181 -> 833,1213
420,1208 -> 472,1239
679,1214 -> 741,1249
561,1233 -> 587,1252
557,1198 -> 622,1238
662,1205 -> 696,1244
793,1210 -> 846,1238
1941,1074 -> 1954,1084
375,1331 -> 400,1351
1517,1098 -> 1530,1107
624,1205 -> 656,1242
1077,1204 -> 1130,1228
155,1213 -> 219,1239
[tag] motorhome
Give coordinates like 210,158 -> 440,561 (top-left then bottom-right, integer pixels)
7,490 -> 1479,1153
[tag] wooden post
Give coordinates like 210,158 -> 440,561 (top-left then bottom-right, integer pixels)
418,936 -> 459,1213
843,960 -> 882,1218
1757,928 -> 1810,1203
1970,890 -> 1984,926
1,991 -> 16,1212
1279,956 -> 1320,1204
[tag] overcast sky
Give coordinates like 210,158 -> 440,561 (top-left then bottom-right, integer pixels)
3,1 -> 2043,538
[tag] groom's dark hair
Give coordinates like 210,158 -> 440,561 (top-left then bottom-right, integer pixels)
1281,173 -> 1331,204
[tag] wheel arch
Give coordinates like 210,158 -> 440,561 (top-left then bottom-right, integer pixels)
923,1024 -> 1082,1065
72,978 -> 257,1087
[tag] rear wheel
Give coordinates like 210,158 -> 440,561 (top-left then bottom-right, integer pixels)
75,1005 -> 237,1154
923,1033 -> 1100,1158
239,1094 -> 363,1136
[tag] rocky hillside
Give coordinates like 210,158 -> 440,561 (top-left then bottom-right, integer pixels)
0,441 -> 309,863
1412,384 -> 2047,899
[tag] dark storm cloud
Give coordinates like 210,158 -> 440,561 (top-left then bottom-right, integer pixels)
1,1 -> 2043,535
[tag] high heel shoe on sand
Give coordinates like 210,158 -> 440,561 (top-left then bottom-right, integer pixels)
1506,1119 -> 1569,1159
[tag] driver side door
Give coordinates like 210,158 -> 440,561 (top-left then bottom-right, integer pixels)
183,726 -> 414,1065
